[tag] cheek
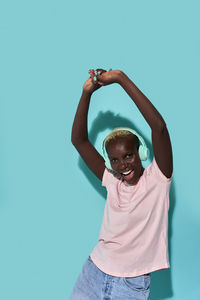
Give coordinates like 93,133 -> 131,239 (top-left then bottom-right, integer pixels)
111,163 -> 119,171
111,162 -> 122,173
131,155 -> 141,166
129,155 -> 137,164
131,156 -> 136,163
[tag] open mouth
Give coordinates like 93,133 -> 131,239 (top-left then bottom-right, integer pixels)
121,169 -> 135,180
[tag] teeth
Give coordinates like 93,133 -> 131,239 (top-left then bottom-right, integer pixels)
122,170 -> 132,175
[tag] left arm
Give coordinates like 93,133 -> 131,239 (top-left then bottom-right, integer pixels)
117,71 -> 173,178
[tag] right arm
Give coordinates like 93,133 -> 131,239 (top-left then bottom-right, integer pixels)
71,77 -> 105,181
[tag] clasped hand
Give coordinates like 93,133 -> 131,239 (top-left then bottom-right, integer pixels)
83,68 -> 122,94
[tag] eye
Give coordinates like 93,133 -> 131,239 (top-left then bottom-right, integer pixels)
110,158 -> 118,163
125,153 -> 133,159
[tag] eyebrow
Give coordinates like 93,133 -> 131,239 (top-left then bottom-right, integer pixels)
109,152 -> 134,159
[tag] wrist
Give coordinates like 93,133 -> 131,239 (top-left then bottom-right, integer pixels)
116,71 -> 127,85
82,89 -> 93,97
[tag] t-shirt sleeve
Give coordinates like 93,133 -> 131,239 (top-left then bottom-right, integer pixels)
149,157 -> 173,183
102,168 -> 116,187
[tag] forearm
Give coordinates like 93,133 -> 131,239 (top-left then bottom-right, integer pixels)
71,90 -> 92,145
118,72 -> 166,131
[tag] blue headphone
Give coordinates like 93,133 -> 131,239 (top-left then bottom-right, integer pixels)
102,127 -> 150,170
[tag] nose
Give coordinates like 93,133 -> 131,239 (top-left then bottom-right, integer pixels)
119,159 -> 127,171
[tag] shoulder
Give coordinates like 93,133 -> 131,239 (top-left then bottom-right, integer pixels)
144,157 -> 173,183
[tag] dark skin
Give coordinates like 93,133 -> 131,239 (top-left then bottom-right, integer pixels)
71,69 -> 173,184
106,136 -> 144,185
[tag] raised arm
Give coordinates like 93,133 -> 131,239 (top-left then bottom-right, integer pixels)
118,71 -> 173,178
96,70 -> 173,178
71,71 -> 105,181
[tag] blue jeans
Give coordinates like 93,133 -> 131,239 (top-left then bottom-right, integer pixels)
69,256 -> 151,300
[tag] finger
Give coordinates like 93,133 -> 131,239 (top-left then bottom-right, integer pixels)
96,72 -> 104,80
89,70 -> 97,82
88,70 -> 95,76
88,69 -> 95,76
96,68 -> 106,74
96,70 -> 105,78
91,73 -> 97,83
96,68 -> 106,71
91,73 -> 97,81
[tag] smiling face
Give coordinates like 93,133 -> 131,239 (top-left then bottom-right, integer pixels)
106,135 -> 144,185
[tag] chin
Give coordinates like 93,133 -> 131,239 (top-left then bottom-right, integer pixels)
126,176 -> 140,185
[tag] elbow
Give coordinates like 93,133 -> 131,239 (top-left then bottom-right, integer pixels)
151,121 -> 167,135
71,135 -> 78,147
160,121 -> 167,133
71,131 -> 77,146
155,121 -> 167,133
71,138 -> 80,151
71,128 -> 79,146
71,135 -> 87,148
71,127 -> 88,147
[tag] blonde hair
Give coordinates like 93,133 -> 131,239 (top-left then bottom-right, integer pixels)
105,129 -> 139,150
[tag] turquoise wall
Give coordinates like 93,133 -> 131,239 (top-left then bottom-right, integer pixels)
1,1 -> 199,299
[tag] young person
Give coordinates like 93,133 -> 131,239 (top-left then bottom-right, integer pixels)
70,68 -> 173,300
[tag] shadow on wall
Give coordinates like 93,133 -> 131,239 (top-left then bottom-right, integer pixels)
78,110 -> 176,300
150,182 -> 176,300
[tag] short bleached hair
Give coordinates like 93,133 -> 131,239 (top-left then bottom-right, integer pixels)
105,129 -> 139,150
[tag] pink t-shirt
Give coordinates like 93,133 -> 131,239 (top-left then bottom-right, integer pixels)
90,157 -> 172,277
